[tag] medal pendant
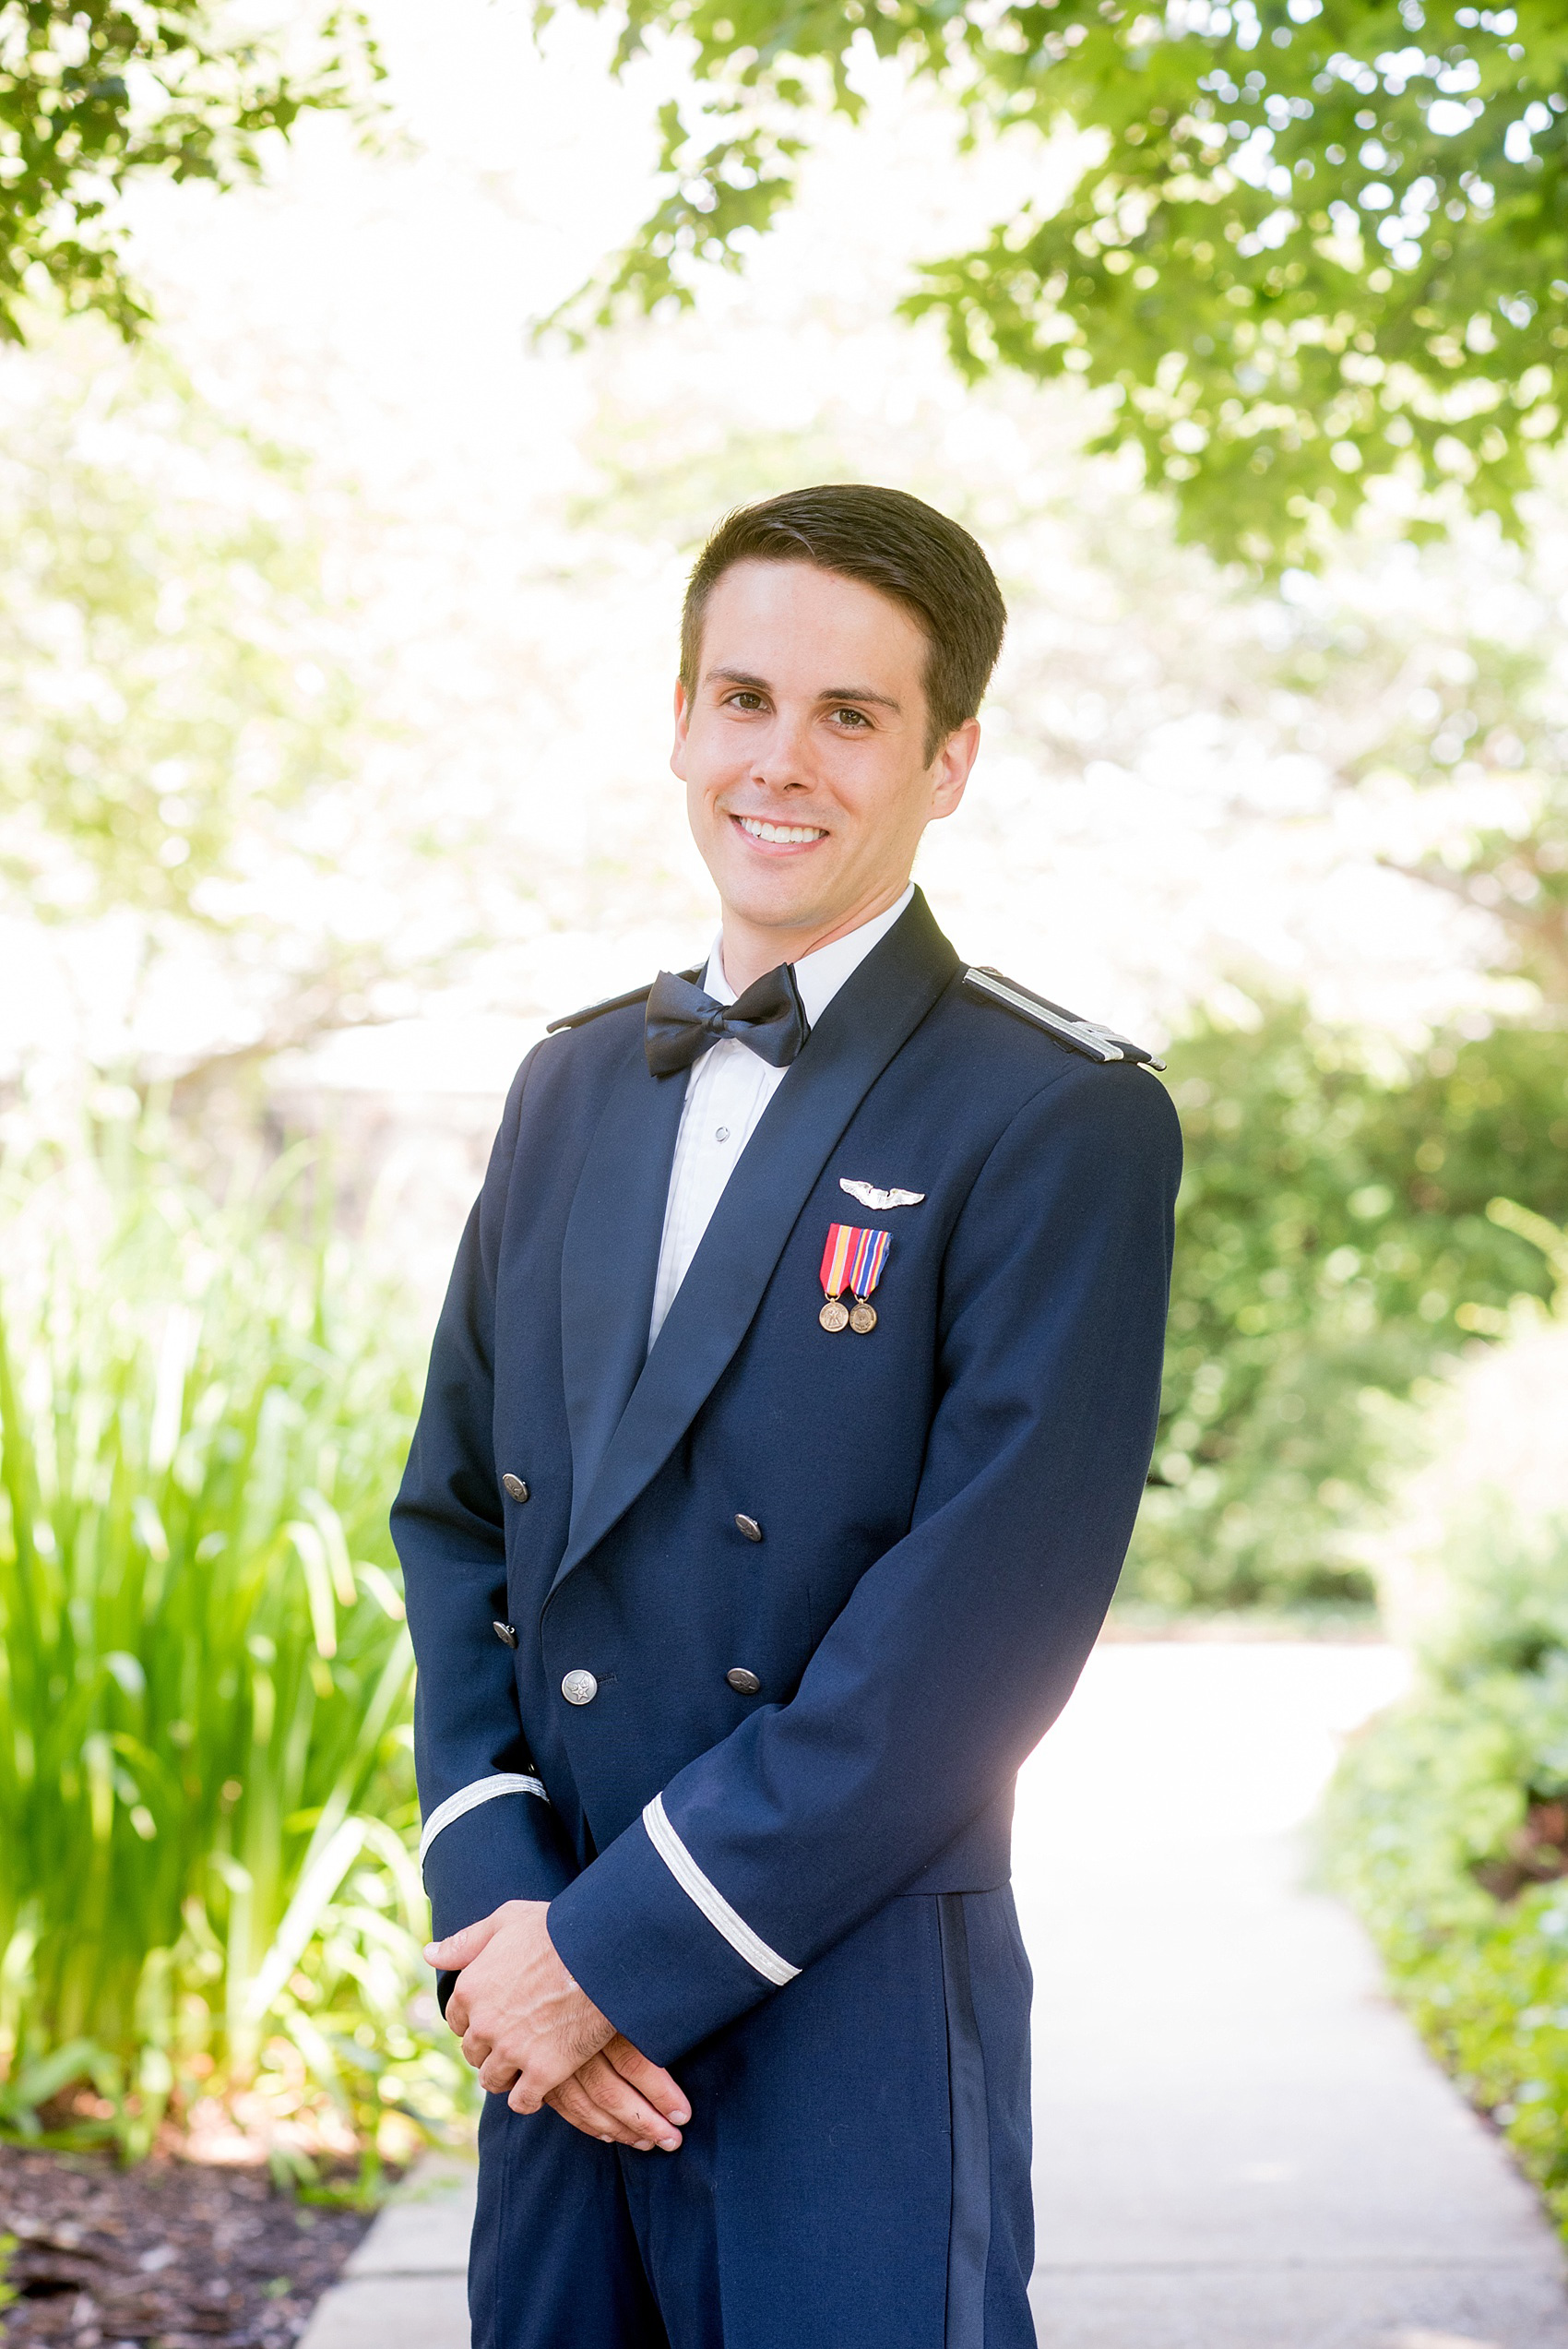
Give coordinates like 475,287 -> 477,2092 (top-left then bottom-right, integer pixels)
820,1223 -> 890,1339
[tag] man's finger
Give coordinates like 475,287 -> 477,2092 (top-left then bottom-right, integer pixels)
478,2050 -> 522,2095
600,2035 -> 691,2128
575,2051 -> 683,2150
545,2075 -> 658,2150
424,1912 -> 503,1970
460,2028 -> 493,2073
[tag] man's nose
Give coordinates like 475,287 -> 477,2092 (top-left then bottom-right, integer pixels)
748,709 -> 814,791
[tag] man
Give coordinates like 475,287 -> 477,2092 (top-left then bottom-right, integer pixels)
395,484 -> 1181,2349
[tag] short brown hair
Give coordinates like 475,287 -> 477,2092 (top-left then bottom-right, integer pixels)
680,484 -> 1007,760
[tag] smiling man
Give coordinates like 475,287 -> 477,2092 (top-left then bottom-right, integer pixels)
396,485 -> 1181,2349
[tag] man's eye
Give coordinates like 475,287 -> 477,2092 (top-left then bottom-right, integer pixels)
728,692 -> 765,710
831,708 -> 871,728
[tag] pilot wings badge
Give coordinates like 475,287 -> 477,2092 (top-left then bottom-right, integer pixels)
839,1178 -> 925,1211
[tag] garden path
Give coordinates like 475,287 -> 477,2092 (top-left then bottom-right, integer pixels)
299,1640 -> 1568,2349
1027,1640 -> 1568,2349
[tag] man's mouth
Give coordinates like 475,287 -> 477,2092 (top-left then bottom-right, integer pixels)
733,815 -> 827,846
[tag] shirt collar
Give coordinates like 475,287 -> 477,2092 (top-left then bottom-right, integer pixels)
702,885 -> 916,1024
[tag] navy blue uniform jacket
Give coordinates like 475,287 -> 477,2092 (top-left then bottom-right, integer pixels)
393,892 -> 1181,2066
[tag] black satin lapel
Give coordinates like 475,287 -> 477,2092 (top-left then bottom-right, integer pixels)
559,1029 -> 689,1533
548,893 -> 960,1598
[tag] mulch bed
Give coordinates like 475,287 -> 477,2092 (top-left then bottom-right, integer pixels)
0,2144 -> 374,2346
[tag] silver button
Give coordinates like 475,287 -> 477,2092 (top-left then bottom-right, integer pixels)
734,1513 -> 763,1543
562,1669 -> 599,1706
502,1473 -> 529,1503
493,1620 -> 518,1649
726,1667 -> 761,1695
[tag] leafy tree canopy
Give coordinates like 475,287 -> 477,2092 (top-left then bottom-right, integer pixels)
0,330 -> 483,1100
547,0 -> 1568,567
0,337 -> 360,925
0,2 -> 381,341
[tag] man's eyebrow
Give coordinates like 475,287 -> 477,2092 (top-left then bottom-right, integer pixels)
705,665 -> 902,712
819,684 -> 901,712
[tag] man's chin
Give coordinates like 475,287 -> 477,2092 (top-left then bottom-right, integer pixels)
714,868 -> 835,936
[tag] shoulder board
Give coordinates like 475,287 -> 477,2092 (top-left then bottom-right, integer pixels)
962,967 -> 1166,1071
545,966 -> 703,1034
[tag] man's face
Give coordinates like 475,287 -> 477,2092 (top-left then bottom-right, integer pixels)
671,559 -> 977,947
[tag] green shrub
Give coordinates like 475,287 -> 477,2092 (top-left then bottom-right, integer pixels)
1326,1508 -> 1568,2229
0,1136 -> 470,2165
1127,1003 -> 1568,1613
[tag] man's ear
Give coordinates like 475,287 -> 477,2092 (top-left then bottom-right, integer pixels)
670,677 -> 692,781
928,717 -> 980,822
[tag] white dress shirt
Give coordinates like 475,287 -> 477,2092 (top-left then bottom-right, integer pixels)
647,887 -> 915,1347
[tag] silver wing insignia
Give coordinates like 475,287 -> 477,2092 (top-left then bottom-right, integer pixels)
839,1178 -> 926,1210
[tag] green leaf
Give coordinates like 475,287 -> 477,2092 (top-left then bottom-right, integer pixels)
541,0 -> 1568,564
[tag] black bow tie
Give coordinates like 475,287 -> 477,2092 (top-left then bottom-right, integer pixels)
644,964 -> 810,1078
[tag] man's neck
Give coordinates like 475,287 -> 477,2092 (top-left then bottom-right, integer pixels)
719,879 -> 912,996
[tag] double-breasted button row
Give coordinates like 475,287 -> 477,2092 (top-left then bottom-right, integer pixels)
502,1473 -> 529,1503
558,1665 -> 761,1702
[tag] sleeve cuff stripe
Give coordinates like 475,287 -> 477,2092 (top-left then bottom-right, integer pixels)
419,1773 -> 548,1866
641,1793 -> 801,1987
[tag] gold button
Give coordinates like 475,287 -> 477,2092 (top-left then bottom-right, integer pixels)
502,1473 -> 529,1502
726,1667 -> 761,1695
734,1513 -> 763,1543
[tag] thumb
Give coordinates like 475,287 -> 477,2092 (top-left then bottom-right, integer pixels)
424,1914 -> 500,1970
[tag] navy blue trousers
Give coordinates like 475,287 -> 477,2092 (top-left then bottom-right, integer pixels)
468,1889 -> 1035,2349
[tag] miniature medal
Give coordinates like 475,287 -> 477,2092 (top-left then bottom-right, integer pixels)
819,1223 -> 890,1335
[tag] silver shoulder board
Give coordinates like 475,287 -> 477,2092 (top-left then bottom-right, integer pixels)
963,967 -> 1166,1071
547,965 -> 703,1034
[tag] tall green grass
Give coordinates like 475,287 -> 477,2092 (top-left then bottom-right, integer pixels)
0,1133 -> 469,2166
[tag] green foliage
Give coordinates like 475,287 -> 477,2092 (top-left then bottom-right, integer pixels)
1130,1000 -> 1568,1608
0,3 -> 382,342
567,94 -> 808,324
0,332 -> 362,924
0,1130 -> 470,2162
1326,1507 -> 1568,2229
547,0 -> 1568,565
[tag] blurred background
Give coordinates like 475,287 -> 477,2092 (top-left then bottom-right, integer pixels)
5,0 -> 1568,2298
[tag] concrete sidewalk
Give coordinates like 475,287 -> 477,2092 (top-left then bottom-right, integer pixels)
1024,1642 -> 1568,2349
303,1642 -> 1568,2348
300,2151 -> 473,2348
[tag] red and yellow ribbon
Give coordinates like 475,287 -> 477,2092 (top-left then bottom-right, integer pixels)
820,1222 -> 891,1302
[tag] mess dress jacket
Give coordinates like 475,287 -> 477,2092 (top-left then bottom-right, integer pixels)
393,891 -> 1181,2065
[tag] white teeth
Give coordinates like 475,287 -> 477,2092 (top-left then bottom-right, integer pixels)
738,817 -> 826,844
